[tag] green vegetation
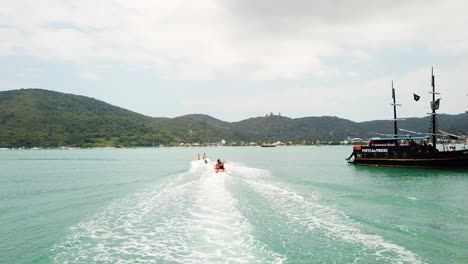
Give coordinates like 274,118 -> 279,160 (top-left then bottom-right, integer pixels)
0,89 -> 467,148
0,89 -> 172,148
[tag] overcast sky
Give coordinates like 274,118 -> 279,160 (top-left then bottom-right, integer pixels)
1,0 -> 468,122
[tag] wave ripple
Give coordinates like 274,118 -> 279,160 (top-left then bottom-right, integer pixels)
51,161 -> 284,264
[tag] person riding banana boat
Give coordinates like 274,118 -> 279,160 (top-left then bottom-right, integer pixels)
214,159 -> 225,172
197,153 -> 209,164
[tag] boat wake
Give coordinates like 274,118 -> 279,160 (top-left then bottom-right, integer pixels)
228,164 -> 424,264
51,160 -> 284,264
51,160 -> 423,264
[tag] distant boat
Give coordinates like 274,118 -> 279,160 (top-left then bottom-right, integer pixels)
346,68 -> 468,168
261,141 -> 285,147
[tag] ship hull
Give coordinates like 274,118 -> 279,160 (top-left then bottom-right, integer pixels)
349,146 -> 468,168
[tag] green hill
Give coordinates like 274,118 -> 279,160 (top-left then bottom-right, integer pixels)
360,114 -> 468,138
151,115 -> 233,143
0,89 -> 173,147
0,89 -> 467,147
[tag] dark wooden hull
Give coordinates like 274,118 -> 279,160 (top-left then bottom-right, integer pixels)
349,146 -> 468,168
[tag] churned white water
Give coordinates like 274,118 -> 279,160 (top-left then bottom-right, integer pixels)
51,160 -> 285,263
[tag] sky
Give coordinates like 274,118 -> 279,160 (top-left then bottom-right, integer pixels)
1,0 -> 468,122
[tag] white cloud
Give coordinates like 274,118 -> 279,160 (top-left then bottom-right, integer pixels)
1,0 -> 468,122
180,60 -> 468,122
2,0 -> 468,81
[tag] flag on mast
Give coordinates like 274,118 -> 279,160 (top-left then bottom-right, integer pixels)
431,98 -> 441,110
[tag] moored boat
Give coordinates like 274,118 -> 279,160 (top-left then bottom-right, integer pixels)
347,68 -> 468,168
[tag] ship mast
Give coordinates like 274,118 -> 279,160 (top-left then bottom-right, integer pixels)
391,81 -> 400,137
430,67 -> 438,149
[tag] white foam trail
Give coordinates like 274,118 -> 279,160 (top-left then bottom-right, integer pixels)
52,170 -> 198,263
51,160 -> 284,264
185,164 -> 284,263
229,164 -> 425,264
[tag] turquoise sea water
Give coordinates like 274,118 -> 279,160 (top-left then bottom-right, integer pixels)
0,146 -> 467,263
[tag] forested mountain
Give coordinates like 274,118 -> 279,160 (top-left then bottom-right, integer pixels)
0,89 -> 173,147
150,115 -> 233,143
0,89 -> 467,147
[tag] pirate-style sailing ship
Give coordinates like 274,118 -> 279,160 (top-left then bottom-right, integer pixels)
347,68 -> 468,168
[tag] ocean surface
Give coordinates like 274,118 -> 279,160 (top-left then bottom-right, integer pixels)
0,146 -> 467,264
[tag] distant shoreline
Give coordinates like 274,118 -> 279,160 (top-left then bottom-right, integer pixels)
0,144 -> 358,151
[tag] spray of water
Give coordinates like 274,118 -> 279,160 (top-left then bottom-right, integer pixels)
227,162 -> 424,264
51,160 -> 284,264
51,160 -> 423,264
